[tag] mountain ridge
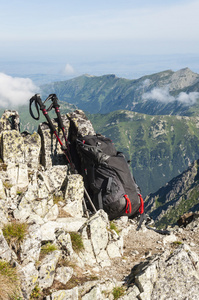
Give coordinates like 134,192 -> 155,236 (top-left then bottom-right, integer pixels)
39,68 -> 199,116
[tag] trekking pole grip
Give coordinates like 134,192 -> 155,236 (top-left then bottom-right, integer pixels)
29,94 -> 43,120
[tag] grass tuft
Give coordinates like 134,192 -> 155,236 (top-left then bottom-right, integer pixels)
110,221 -> 120,235
3,181 -> 13,189
2,221 -> 28,250
30,285 -> 42,299
53,194 -> 64,204
112,286 -> 126,299
41,242 -> 58,255
0,260 -> 20,300
69,232 -> 84,253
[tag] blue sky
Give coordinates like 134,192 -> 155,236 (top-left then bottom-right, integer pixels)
0,0 -> 199,80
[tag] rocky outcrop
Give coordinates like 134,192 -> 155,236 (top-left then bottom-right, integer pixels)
0,109 -> 199,299
125,243 -> 199,300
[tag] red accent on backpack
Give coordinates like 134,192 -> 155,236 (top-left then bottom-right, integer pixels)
138,193 -> 144,214
124,194 -> 132,214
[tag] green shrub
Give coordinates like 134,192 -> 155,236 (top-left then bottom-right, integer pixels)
69,232 -> 84,253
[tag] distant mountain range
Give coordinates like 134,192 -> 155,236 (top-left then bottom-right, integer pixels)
40,68 -> 199,116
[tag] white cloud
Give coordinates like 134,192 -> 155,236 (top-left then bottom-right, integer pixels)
63,64 -> 75,75
176,91 -> 199,105
0,73 -> 38,108
142,79 -> 152,87
142,86 -> 199,105
142,86 -> 175,103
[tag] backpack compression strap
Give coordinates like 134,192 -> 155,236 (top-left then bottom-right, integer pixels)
138,193 -> 144,214
125,193 -> 144,215
124,194 -> 132,214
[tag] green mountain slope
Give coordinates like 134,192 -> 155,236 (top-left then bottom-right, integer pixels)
88,111 -> 199,197
40,68 -> 199,116
144,159 -> 199,228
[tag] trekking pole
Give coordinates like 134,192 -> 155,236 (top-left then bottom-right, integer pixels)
82,198 -> 90,218
29,94 -> 97,214
84,188 -> 97,213
44,94 -> 72,160
29,94 -> 72,167
45,94 -> 97,214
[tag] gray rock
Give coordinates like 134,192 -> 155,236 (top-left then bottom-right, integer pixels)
45,287 -> 79,300
23,131 -> 41,169
20,223 -> 42,265
6,162 -> 29,190
0,110 -> 20,133
62,174 -> 84,217
0,229 -> 17,261
67,109 -> 95,140
56,232 -> 74,256
38,250 -> 61,289
81,285 -> 104,300
126,244 -> 199,300
18,261 -> 39,300
56,217 -> 87,232
1,130 -> 25,164
79,210 -> 110,266
55,266 -> 73,284
42,165 -> 68,193
0,178 -> 7,200
107,238 -> 123,259
38,115 -> 70,169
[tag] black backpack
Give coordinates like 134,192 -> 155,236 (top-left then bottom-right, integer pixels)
76,134 -> 144,220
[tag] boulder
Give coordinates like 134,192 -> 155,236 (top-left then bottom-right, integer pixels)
67,109 -> 95,141
45,287 -> 79,300
0,110 -> 20,132
18,261 -> 39,300
38,250 -> 61,289
0,129 -> 40,167
62,174 -> 84,217
0,229 -> 17,261
1,130 -> 25,164
22,131 -> 41,169
55,266 -> 73,284
38,115 -> 70,169
20,223 -> 42,265
78,210 -> 124,267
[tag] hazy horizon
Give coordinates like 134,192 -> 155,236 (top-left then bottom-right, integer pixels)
1,0 -> 199,104
1,53 -> 199,85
